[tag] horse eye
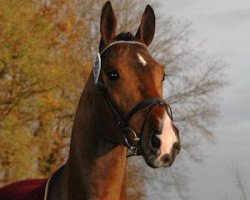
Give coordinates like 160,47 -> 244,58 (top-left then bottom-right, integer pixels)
107,69 -> 120,81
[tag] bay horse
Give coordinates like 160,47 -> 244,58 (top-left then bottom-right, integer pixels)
0,1 -> 180,200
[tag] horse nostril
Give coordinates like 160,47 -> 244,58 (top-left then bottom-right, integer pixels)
161,154 -> 171,163
173,142 -> 181,156
151,134 -> 161,149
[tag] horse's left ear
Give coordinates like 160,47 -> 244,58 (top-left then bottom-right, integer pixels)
100,1 -> 117,46
135,5 -> 155,46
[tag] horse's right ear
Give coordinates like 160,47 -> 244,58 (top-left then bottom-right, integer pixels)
100,1 -> 117,46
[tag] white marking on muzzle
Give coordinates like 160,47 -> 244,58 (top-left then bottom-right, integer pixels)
157,112 -> 177,158
137,53 -> 147,66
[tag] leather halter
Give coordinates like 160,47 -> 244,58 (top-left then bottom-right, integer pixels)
96,41 -> 173,155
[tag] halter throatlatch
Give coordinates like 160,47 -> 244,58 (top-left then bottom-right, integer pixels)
94,41 -> 173,155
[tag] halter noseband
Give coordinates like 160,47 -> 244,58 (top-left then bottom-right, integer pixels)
95,41 -> 173,155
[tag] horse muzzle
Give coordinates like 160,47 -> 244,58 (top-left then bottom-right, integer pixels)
140,112 -> 181,168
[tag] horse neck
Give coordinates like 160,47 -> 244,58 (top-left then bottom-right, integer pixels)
51,75 -> 127,200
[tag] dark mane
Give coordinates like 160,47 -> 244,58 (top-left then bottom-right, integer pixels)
115,32 -> 136,41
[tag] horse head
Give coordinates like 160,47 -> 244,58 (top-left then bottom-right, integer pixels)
94,1 -> 180,168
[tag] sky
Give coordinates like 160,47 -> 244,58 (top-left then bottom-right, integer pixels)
159,0 -> 250,199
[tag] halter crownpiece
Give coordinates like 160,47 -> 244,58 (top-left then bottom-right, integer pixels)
93,40 -> 148,84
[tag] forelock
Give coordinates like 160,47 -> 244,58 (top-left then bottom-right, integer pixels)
114,32 -> 136,41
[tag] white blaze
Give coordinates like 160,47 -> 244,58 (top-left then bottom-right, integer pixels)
137,53 -> 147,66
157,112 -> 178,158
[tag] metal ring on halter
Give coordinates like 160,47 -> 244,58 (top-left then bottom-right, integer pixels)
123,127 -> 140,154
124,138 -> 138,155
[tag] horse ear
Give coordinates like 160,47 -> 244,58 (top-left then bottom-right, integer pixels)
100,1 -> 117,46
135,5 -> 155,46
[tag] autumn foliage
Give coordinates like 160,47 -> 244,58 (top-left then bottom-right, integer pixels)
0,0 -> 91,185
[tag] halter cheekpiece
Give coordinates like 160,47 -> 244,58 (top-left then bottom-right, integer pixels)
93,40 -> 173,156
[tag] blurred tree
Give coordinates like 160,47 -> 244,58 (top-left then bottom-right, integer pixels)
222,166 -> 249,200
0,0 -> 90,184
0,0 -> 226,200
232,166 -> 248,200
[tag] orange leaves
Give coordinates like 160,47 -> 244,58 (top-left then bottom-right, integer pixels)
36,93 -> 59,108
1,0 -> 93,185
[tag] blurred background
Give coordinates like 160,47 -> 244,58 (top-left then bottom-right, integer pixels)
0,0 -> 249,199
